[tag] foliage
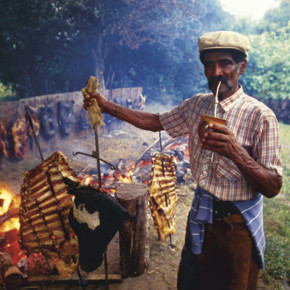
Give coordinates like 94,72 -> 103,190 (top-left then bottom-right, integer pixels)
241,23 -> 290,100
0,0 -> 289,105
223,0 -> 290,102
0,0 -> 231,101
0,83 -> 16,101
0,0 -> 109,98
107,0 -> 231,103
256,0 -> 290,33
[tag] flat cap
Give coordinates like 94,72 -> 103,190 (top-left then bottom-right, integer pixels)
198,31 -> 251,56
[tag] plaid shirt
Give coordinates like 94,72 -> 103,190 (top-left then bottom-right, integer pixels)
160,86 -> 282,201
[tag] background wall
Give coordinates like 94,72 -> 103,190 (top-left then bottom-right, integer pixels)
0,87 -> 144,163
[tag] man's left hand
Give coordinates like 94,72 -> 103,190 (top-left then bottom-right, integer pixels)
200,122 -> 242,161
200,122 -> 282,197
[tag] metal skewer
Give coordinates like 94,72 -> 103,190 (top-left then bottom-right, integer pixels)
26,110 -> 44,162
93,123 -> 109,289
72,151 -> 115,170
76,107 -> 111,289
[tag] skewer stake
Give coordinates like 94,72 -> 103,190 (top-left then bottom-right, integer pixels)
26,110 -> 44,162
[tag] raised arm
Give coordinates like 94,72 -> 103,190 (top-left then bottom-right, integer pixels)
83,92 -> 164,132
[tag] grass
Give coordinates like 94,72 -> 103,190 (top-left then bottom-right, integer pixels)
261,123 -> 290,288
279,123 -> 290,199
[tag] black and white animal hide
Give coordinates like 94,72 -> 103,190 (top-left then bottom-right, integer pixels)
63,177 -> 134,272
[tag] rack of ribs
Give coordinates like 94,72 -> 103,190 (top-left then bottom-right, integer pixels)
18,151 -> 80,276
148,153 -> 178,242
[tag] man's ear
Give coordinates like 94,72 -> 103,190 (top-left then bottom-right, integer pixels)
239,59 -> 247,75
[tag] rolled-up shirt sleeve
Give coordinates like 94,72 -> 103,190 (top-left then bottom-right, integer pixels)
159,98 -> 192,138
253,114 -> 283,177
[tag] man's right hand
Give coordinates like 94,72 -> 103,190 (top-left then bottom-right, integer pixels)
83,91 -> 163,132
83,92 -> 107,112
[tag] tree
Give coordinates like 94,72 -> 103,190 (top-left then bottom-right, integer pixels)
241,23 -> 290,100
0,0 -> 231,101
256,0 -> 290,33
104,0 -> 232,103
0,1 -> 72,97
0,0 -> 108,98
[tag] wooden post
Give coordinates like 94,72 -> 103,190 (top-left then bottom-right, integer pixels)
116,183 -> 149,277
0,251 -> 25,289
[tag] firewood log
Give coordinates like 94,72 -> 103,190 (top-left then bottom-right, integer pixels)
0,251 -> 25,290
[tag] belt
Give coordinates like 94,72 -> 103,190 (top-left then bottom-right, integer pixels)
213,199 -> 240,219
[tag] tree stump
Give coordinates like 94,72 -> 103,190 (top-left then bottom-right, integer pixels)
116,183 -> 149,277
0,251 -> 25,290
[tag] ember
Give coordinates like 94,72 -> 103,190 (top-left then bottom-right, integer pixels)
0,183 -> 27,289
0,124 -> 192,288
0,183 -> 25,265
77,134 -> 191,188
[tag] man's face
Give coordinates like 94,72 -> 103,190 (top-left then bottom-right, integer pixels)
202,50 -> 247,100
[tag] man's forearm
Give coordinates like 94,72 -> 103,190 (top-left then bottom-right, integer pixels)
233,146 -> 282,198
103,100 -> 163,132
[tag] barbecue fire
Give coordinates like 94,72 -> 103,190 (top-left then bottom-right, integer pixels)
0,184 -> 15,216
0,128 -> 191,289
0,183 -> 27,289
0,183 -> 24,262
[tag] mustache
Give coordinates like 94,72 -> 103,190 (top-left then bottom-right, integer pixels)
208,76 -> 233,90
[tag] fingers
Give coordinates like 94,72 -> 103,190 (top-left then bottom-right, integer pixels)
200,129 -> 228,151
209,122 -> 228,134
199,121 -> 229,143
83,94 -> 92,110
203,131 -> 227,142
83,92 -> 99,110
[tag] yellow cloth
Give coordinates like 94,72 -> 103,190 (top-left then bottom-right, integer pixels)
81,76 -> 104,128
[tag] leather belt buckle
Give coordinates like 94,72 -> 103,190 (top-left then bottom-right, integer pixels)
213,199 -> 239,218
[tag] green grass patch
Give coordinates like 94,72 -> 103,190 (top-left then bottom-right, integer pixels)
261,123 -> 290,287
279,123 -> 290,199
263,232 -> 290,280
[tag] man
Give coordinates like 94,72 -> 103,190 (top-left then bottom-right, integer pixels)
83,31 -> 283,289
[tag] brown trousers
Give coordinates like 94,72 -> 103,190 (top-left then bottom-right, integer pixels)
198,214 -> 259,290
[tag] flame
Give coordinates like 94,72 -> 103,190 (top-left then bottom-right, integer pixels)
82,175 -> 94,186
1,217 -> 20,232
0,183 -> 25,264
134,160 -> 152,171
0,185 -> 13,215
117,170 -> 133,183
0,183 -> 20,232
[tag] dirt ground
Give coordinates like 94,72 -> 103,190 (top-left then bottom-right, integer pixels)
0,124 -> 283,290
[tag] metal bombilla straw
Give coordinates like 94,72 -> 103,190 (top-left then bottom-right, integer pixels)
211,80 -> 221,163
